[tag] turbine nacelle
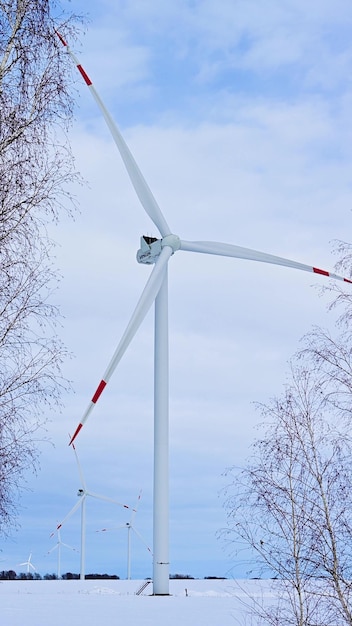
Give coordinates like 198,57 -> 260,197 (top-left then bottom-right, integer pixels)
137,234 -> 181,264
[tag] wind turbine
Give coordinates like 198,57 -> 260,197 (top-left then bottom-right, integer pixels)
47,527 -> 78,579
19,553 -> 36,575
97,490 -> 152,580
55,441 -> 133,580
56,32 -> 352,595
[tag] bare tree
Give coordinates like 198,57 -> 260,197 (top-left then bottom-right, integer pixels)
0,1 -> 82,533
223,352 -> 352,625
319,240 -> 352,328
299,326 -> 352,420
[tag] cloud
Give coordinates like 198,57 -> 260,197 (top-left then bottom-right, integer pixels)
78,0 -> 352,95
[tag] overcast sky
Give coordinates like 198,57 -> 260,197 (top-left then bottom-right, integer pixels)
2,0 -> 352,580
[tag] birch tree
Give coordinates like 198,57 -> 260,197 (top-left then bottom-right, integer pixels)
223,349 -> 352,625
0,0 -> 82,533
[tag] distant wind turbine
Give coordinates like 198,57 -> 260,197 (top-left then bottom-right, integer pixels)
54,441 -> 133,580
56,32 -> 352,595
19,553 -> 36,575
47,527 -> 78,579
97,490 -> 152,580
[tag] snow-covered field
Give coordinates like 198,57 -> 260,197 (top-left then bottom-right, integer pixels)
0,578 -> 276,625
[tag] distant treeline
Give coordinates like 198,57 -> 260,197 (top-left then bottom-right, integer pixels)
0,570 -> 227,581
170,574 -> 227,580
0,571 -> 120,580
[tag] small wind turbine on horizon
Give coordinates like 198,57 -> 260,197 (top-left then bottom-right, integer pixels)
56,31 -> 352,595
54,441 -> 134,580
97,490 -> 152,580
18,553 -> 36,575
47,527 -> 78,579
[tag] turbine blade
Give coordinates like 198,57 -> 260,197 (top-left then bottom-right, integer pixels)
56,497 -> 84,531
71,441 -> 87,491
60,542 -> 78,552
132,527 -> 153,554
87,490 -> 134,510
69,246 -> 172,444
56,32 -> 171,238
129,489 -> 142,525
96,524 -> 126,533
180,240 -> 352,284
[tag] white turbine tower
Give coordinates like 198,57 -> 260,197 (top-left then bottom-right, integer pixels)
56,32 -> 352,595
47,527 -> 78,579
97,490 -> 152,580
55,441 -> 133,580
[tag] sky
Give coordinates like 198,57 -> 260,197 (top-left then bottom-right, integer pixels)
1,0 -> 352,580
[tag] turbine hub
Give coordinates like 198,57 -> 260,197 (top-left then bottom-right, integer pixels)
137,234 -> 180,264
161,234 -> 181,252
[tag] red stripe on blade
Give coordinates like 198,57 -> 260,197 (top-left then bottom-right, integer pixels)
69,423 -> 83,445
77,64 -> 92,86
344,278 -> 352,284
313,267 -> 329,277
55,31 -> 67,46
92,380 -> 107,404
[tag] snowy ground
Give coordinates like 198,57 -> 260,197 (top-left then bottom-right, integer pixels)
0,578 -> 277,625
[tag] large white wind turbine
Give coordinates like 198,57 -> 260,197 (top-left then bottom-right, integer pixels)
57,32 -> 352,595
55,441 -> 133,580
